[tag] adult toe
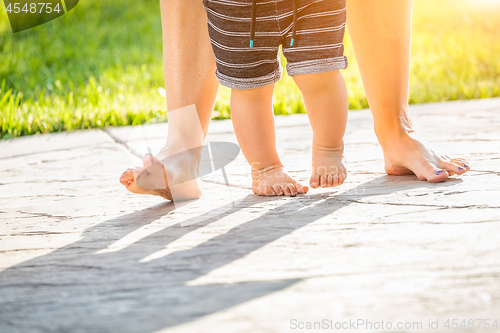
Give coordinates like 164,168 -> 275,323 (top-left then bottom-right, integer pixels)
420,162 -> 449,183
450,158 -> 470,170
120,169 -> 135,184
440,160 -> 467,176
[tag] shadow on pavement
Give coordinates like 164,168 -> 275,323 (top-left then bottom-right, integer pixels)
0,176 -> 462,332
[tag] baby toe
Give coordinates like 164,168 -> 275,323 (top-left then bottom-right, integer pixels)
295,183 -> 309,194
272,185 -> 284,196
310,174 -> 320,189
288,183 -> 298,197
326,175 -> 334,187
319,175 -> 328,188
282,185 -> 292,196
338,172 -> 347,186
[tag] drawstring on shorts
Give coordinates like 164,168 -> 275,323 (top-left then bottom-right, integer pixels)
250,0 -> 257,47
291,0 -> 297,46
250,0 -> 298,48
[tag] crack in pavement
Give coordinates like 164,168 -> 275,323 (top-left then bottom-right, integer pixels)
14,211 -> 99,220
4,194 -> 78,199
7,231 -> 79,236
339,198 -> 499,209
471,169 -> 500,176
0,247 -> 63,253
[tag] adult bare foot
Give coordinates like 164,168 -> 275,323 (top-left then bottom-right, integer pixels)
120,156 -> 172,200
119,149 -> 202,201
252,164 -> 309,197
119,104 -> 207,201
309,143 -> 348,189
379,128 -> 470,183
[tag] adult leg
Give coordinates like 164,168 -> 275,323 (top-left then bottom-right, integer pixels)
346,0 -> 470,182
230,85 -> 308,196
120,0 -> 219,200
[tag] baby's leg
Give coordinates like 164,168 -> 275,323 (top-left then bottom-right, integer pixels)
293,71 -> 349,188
230,84 -> 308,196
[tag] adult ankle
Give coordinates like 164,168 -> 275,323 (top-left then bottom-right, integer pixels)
374,113 -> 416,137
374,122 -> 412,150
165,104 -> 206,148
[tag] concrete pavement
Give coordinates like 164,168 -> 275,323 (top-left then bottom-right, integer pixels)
1,98 -> 499,332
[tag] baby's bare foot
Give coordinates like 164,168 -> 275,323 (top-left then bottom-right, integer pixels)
252,164 -> 309,197
310,143 -> 347,189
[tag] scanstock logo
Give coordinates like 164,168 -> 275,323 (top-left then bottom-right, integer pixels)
3,0 -> 79,33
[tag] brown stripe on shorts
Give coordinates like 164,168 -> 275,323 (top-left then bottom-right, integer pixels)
203,0 -> 348,90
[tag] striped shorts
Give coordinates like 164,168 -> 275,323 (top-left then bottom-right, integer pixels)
203,0 -> 348,90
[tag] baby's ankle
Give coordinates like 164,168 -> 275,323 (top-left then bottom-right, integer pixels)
312,142 -> 344,153
251,162 -> 284,180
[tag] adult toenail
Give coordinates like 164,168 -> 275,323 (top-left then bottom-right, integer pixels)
435,170 -> 443,175
458,167 -> 464,171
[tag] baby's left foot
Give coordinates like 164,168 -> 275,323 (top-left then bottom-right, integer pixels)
310,143 -> 347,189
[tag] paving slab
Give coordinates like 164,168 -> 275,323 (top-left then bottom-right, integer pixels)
1,98 -> 500,333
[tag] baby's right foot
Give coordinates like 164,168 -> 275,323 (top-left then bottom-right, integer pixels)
310,143 -> 347,189
251,164 -> 309,197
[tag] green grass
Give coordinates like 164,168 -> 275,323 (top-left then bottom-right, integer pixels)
1,0 -> 499,139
